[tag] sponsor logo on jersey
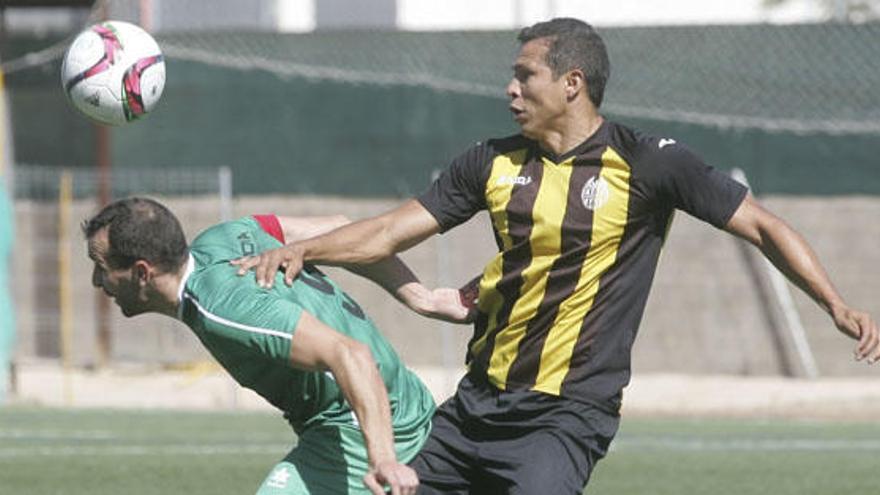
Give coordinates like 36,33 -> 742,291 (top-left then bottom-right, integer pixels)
496,175 -> 533,186
581,176 -> 610,211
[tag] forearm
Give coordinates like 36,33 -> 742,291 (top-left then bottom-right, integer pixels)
330,342 -> 398,468
276,213 -> 423,299
242,200 -> 441,291
726,196 -> 878,358
727,196 -> 846,317
757,218 -> 844,315
297,217 -> 398,266
344,257 -> 424,306
297,200 -> 439,267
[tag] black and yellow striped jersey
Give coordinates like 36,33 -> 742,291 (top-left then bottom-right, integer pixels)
417,120 -> 747,412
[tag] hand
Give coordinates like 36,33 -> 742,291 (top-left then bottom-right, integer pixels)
230,244 -> 305,288
458,275 -> 480,313
424,287 -> 476,324
832,306 -> 880,364
426,276 -> 480,324
363,461 -> 419,495
399,282 -> 477,324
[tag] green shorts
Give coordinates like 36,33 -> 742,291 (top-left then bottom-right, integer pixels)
255,419 -> 430,495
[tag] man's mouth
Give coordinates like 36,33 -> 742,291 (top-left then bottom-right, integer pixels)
510,106 -> 525,121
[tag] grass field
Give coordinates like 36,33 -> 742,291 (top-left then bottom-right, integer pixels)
2,407 -> 879,494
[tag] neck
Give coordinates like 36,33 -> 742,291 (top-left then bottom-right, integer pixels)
151,260 -> 190,318
538,109 -> 603,158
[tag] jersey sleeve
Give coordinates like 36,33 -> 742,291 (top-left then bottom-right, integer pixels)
639,140 -> 748,229
188,281 -> 303,367
253,214 -> 286,244
416,142 -> 492,232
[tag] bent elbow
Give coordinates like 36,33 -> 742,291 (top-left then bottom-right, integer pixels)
335,339 -> 377,372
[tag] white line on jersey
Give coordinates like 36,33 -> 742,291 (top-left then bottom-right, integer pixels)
184,293 -> 292,341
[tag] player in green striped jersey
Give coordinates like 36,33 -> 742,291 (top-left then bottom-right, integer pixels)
83,197 -> 471,495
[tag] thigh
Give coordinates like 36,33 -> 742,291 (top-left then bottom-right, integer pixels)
487,430 -> 596,495
256,426 -> 369,495
479,399 -> 619,495
409,396 -> 476,495
255,461 -> 311,495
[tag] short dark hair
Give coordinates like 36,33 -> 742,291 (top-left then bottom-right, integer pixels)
517,17 -> 611,108
82,197 -> 188,273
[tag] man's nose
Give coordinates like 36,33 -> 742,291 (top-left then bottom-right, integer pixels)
506,78 -> 520,99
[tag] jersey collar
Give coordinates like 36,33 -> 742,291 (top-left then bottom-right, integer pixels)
537,118 -> 609,164
175,254 -> 196,320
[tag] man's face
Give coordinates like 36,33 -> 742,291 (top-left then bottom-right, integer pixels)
87,228 -> 148,317
507,37 -> 568,139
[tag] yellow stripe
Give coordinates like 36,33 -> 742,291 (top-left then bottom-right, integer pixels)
487,158 -> 573,388
533,148 -> 631,395
469,150 -> 527,358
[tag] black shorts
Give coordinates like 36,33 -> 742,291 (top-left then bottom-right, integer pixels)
409,373 -> 620,495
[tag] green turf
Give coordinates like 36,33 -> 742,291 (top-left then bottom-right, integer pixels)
0,407 -> 293,495
2,407 -> 879,494
589,418 -> 880,495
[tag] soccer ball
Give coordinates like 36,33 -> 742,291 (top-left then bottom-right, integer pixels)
61,20 -> 165,126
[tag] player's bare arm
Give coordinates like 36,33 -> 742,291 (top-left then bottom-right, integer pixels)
279,214 -> 462,320
276,214 -> 422,297
233,212 -> 469,322
234,200 -> 440,288
288,310 -> 419,495
725,193 -> 880,363
276,214 -> 351,243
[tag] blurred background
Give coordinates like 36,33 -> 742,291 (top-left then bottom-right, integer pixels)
1,0 -> 879,413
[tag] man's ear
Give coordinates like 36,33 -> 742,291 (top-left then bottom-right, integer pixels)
565,69 -> 586,100
133,260 -> 152,285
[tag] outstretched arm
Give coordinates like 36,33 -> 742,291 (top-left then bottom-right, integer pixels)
289,310 -> 419,495
725,193 -> 879,363
245,200 -> 439,285
234,202 -> 458,313
272,211 -> 470,323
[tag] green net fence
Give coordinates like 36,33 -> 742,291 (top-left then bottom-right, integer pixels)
2,1 -> 879,195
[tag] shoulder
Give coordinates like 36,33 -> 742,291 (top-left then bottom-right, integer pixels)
453,134 -> 532,167
190,217 -> 282,263
603,121 -> 669,162
602,121 -> 706,177
184,262 -> 298,330
484,134 -> 532,155
185,261 -> 250,310
191,217 -> 258,248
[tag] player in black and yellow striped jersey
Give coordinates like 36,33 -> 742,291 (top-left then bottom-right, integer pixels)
419,119 -> 748,414
238,18 -> 880,495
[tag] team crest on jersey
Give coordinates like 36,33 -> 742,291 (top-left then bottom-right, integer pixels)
581,176 -> 610,211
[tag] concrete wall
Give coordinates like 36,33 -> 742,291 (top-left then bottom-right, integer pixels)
11,195 -> 880,385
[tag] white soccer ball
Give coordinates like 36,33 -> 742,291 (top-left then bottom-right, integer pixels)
61,20 -> 166,126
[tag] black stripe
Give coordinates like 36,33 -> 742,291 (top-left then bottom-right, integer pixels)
507,161 -> 601,387
560,166 -> 659,407
559,228 -> 656,407
470,152 -> 542,376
